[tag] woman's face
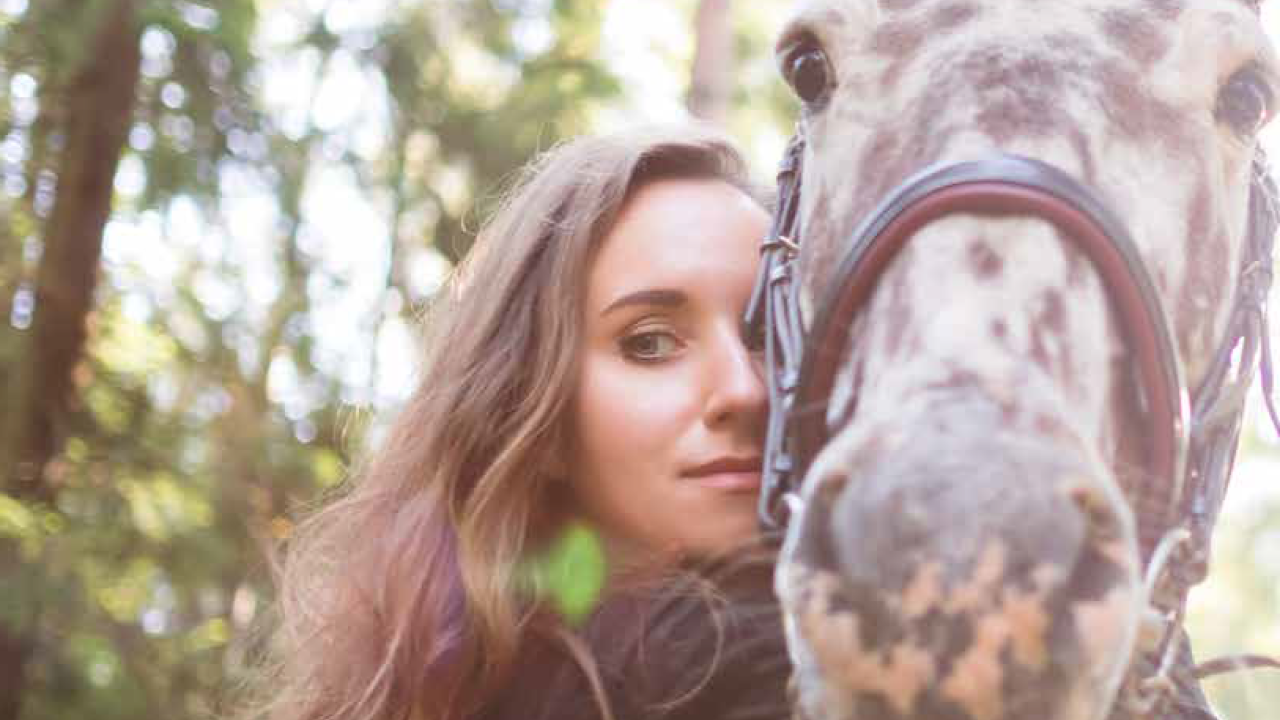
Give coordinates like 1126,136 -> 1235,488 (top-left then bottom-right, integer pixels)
568,178 -> 771,570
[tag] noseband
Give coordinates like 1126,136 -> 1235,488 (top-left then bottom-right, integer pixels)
746,135 -> 1280,710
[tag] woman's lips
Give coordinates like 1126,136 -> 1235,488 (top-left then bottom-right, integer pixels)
682,458 -> 762,493
688,471 -> 761,492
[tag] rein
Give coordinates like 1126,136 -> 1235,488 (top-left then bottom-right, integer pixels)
745,132 -> 1280,713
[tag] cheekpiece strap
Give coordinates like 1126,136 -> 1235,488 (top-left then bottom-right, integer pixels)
747,133 -> 807,531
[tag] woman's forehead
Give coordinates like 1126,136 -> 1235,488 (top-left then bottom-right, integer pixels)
585,179 -> 768,307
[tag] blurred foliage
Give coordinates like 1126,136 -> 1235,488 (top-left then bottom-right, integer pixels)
523,521 -> 607,625
0,0 -> 1275,718
0,0 -> 626,717
1186,417 -> 1280,718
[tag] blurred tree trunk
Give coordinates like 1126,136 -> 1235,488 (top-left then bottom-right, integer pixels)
0,1 -> 141,717
688,0 -> 732,125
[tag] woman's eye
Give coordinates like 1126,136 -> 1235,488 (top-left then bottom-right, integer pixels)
620,331 -> 681,362
1218,66 -> 1274,136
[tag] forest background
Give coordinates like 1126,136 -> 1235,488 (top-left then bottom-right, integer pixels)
0,1 -> 1277,718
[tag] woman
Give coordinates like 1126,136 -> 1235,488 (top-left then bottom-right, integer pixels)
249,125 -> 790,720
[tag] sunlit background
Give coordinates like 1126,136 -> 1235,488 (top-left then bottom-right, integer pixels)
1,1 -> 1277,717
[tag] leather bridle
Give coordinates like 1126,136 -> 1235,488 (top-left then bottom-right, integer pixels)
745,132 -> 1280,712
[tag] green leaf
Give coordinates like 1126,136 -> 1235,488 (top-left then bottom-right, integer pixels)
522,522 -> 606,624
0,492 -> 37,539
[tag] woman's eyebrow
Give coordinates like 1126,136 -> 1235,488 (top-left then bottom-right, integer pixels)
601,289 -> 687,316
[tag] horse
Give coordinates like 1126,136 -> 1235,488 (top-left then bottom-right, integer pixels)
745,2 -> 1280,718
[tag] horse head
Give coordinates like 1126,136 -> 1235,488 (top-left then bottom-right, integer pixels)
760,2 -> 1279,718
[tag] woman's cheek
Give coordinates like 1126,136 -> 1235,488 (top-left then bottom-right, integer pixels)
601,359 -> 694,450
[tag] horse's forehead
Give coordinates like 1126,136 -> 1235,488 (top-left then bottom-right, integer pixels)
784,0 -> 1275,167
779,0 -> 1267,47
780,0 -> 1276,387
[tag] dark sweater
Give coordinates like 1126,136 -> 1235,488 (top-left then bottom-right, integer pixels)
475,554 -> 791,720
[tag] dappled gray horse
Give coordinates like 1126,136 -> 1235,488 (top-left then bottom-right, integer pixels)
748,1 -> 1280,718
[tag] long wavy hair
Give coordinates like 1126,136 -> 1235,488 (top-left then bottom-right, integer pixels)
242,125 -> 765,720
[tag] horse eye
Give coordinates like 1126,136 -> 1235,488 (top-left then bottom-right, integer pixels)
785,46 -> 832,106
1217,67 -> 1273,136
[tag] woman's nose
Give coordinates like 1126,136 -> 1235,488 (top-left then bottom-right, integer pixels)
706,331 -> 768,428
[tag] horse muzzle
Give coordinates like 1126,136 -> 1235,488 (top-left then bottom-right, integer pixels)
777,395 -> 1144,720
